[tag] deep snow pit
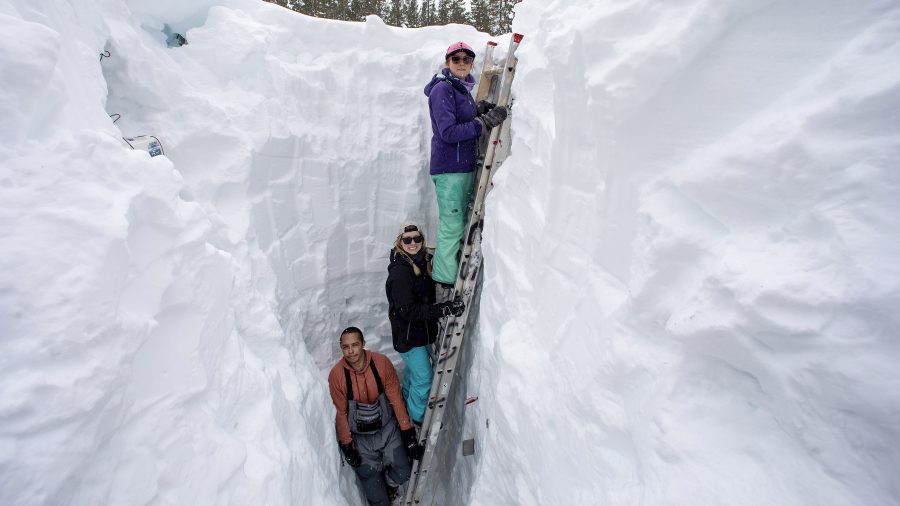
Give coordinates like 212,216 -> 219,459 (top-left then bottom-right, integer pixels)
92,3 -> 486,504
3,0 -> 900,506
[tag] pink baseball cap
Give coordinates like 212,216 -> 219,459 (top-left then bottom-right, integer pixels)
445,41 -> 476,59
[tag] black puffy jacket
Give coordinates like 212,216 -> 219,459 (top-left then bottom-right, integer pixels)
385,249 -> 439,353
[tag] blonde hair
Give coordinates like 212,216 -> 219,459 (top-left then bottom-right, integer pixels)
393,232 -> 432,277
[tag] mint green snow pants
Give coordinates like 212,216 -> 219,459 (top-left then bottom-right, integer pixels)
431,171 -> 476,285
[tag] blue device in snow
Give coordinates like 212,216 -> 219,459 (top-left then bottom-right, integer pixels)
123,135 -> 165,158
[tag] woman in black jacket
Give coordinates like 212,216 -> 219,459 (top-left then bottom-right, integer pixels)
385,221 -> 464,424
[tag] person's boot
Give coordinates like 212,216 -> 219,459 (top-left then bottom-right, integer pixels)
436,281 -> 454,303
386,484 -> 399,503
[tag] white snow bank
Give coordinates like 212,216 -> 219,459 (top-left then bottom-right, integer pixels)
469,0 -> 900,505
0,1 -> 336,503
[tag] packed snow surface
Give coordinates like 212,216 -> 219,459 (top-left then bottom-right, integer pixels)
1,0 -> 899,505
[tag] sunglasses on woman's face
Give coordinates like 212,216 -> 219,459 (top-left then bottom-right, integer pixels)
402,235 -> 424,245
450,55 -> 474,64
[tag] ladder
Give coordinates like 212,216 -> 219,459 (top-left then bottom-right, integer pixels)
403,32 -> 524,505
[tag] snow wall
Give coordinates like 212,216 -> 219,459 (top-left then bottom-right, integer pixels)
1,0 -> 899,505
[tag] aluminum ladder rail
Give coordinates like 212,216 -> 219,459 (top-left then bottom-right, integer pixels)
403,33 -> 524,505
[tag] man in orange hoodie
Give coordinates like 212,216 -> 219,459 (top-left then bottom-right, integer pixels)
328,327 -> 424,505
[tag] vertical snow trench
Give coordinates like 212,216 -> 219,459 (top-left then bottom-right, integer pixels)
249,134 -> 479,505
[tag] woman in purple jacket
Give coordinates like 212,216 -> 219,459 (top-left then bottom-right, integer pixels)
423,41 -> 507,292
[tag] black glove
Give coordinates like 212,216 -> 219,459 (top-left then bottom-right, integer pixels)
475,105 -> 508,132
401,428 -> 425,461
447,296 -> 465,317
430,297 -> 465,318
476,100 -> 496,115
339,442 -> 362,468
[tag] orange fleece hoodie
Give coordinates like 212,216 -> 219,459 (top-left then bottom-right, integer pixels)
328,351 -> 413,445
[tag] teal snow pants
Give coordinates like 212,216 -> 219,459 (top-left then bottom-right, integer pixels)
431,171 -> 476,285
400,346 -> 433,424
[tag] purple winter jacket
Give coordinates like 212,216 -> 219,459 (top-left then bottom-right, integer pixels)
424,68 -> 483,175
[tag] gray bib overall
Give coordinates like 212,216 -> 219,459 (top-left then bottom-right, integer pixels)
344,360 -> 410,503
